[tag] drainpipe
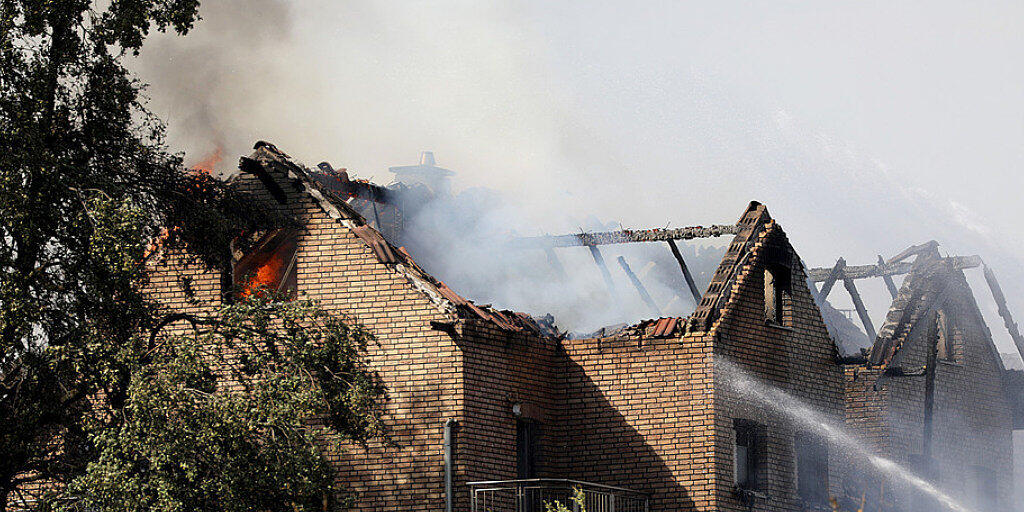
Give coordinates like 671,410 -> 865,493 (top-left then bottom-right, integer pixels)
444,418 -> 455,512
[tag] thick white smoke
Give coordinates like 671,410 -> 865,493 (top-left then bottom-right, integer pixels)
131,0 -> 1024,340
132,0 -> 1024,496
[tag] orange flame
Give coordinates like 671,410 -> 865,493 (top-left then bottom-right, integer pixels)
240,254 -> 288,298
143,226 -> 179,261
237,233 -> 297,299
191,147 -> 223,175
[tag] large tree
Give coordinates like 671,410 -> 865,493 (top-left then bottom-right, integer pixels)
0,2 -> 387,510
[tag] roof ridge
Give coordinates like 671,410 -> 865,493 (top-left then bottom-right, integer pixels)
688,201 -> 772,333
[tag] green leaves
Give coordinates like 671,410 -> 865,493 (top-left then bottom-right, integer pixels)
544,487 -> 586,512
2,1 -> 376,510
62,296 -> 388,512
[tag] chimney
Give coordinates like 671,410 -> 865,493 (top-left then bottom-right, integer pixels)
389,151 -> 455,196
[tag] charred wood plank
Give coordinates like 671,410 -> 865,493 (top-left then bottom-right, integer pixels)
886,240 -> 939,265
818,258 -> 846,300
667,239 -> 702,304
879,255 -> 899,299
512,224 -> 740,249
587,245 -> 617,298
843,277 -> 876,340
922,311 -> 939,460
617,256 -> 661,317
806,255 -> 980,281
983,265 -> 1024,362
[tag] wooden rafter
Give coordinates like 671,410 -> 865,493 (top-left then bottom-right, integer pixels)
982,265 -> 1024,362
818,258 -> 846,300
617,256 -> 661,317
806,255 -> 980,282
878,255 -> 899,299
667,239 -> 702,304
588,245 -> 617,298
512,224 -> 740,249
843,277 -> 876,340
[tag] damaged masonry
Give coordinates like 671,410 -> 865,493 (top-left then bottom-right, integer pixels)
143,142 -> 1023,512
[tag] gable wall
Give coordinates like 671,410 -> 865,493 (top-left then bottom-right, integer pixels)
148,167 -> 463,511
711,226 -> 846,511
879,271 -> 1014,510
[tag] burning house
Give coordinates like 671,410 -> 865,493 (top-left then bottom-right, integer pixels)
146,142 -> 1019,512
807,245 -> 1024,511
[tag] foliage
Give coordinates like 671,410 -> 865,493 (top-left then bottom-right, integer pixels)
544,487 -> 586,512
61,293 -> 388,512
0,1 -> 384,510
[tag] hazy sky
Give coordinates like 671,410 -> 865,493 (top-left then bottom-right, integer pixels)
134,1 -> 1024,357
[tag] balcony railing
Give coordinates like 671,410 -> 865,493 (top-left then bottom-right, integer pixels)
467,479 -> 648,512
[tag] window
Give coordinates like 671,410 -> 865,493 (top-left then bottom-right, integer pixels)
232,228 -> 299,300
903,455 -> 941,512
935,310 -> 956,363
764,264 -> 791,325
516,419 -> 539,478
795,431 -> 829,506
734,420 -> 763,490
970,465 -> 996,510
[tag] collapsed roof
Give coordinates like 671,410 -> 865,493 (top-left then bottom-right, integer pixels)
238,142 -> 815,343
237,140 -> 1024,379
806,241 -> 1024,371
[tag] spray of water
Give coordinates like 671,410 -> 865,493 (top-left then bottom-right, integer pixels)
715,357 -> 974,512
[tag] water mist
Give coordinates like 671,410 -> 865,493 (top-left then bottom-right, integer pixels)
715,357 -> 975,512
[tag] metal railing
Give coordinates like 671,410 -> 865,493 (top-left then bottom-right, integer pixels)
468,479 -> 648,512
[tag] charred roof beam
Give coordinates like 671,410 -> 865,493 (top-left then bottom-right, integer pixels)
983,265 -> 1024,363
512,224 -> 741,249
806,255 -> 981,282
817,258 -> 846,300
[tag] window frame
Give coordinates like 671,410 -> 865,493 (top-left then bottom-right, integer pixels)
516,419 -> 539,479
764,263 -> 791,326
794,431 -> 829,506
231,228 -> 300,301
970,465 -> 997,510
733,419 -> 763,490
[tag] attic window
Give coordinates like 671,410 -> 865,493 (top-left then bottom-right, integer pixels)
232,228 -> 299,300
935,310 -> 957,363
764,264 -> 791,325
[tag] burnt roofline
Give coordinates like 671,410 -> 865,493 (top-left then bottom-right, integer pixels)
806,255 -> 981,281
510,224 -> 741,249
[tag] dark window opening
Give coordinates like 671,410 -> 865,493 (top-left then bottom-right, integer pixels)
734,419 -> 764,490
764,264 -> 791,325
516,419 -> 539,479
795,431 -> 829,506
935,310 -> 956,363
232,228 -> 299,300
904,455 -> 941,512
970,465 -> 997,510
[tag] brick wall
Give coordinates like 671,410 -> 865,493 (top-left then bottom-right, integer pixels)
148,159 -> 463,511
557,333 -> 716,511
456,320 -> 561,510
145,150 -> 848,512
842,268 -> 1015,511
710,224 -> 846,512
